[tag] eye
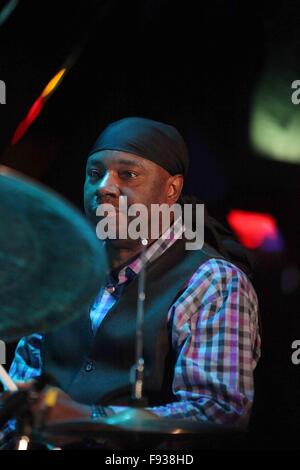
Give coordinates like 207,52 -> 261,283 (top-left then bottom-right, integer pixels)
88,168 -> 103,179
120,170 -> 138,179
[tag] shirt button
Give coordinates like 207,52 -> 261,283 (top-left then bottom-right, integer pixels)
106,285 -> 115,294
85,360 -> 95,372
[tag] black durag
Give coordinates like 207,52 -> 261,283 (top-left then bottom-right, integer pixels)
88,117 -> 189,177
89,117 -> 254,278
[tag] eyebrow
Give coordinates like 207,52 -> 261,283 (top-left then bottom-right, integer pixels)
117,158 -> 146,170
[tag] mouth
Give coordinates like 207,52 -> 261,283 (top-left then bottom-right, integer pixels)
92,197 -> 115,207
95,198 -> 130,213
91,204 -> 123,223
96,199 -> 118,207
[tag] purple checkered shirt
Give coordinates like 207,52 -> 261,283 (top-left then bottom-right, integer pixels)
5,219 -> 260,428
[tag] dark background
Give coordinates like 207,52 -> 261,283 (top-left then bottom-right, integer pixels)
1,0 -> 300,448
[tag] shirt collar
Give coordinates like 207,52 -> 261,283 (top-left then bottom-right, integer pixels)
115,217 -> 185,283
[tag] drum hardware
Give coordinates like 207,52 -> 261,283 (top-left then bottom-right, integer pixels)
130,238 -> 148,407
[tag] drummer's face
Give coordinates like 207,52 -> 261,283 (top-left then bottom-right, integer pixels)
84,150 -> 181,242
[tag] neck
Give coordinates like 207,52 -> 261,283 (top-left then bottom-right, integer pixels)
105,215 -> 175,271
106,240 -> 146,271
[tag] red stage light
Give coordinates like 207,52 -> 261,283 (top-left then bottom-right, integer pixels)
227,210 -> 282,251
12,97 -> 45,145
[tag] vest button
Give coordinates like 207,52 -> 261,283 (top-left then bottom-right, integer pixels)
85,360 -> 95,372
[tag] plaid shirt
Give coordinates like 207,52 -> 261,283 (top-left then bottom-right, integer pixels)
6,219 -> 260,427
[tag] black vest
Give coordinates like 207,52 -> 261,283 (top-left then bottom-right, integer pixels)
42,238 -> 222,406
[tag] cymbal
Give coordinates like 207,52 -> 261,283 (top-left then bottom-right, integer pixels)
104,408 -> 242,434
0,165 -> 107,342
40,408 -> 242,438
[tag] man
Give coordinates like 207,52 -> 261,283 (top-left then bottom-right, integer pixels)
3,117 -> 260,438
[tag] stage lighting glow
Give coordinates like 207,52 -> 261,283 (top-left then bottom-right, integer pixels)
10,42 -> 84,145
11,68 -> 67,145
227,209 -> 283,251
0,0 -> 19,27
12,97 -> 45,145
250,105 -> 300,163
26,97 -> 44,123
41,68 -> 66,98
249,65 -> 300,164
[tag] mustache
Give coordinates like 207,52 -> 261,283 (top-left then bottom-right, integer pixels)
94,198 -> 131,215
95,196 -> 119,207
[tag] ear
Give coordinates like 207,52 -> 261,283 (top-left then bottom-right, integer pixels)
167,174 -> 184,204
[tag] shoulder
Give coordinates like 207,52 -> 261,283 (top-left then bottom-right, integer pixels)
193,256 -> 255,286
177,257 -> 258,311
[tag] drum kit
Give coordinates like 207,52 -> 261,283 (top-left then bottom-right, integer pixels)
0,166 -> 245,450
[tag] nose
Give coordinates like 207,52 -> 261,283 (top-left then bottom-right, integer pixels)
95,171 -> 120,200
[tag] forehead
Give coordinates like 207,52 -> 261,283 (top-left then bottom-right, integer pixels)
87,150 -> 147,169
87,150 -> 169,178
